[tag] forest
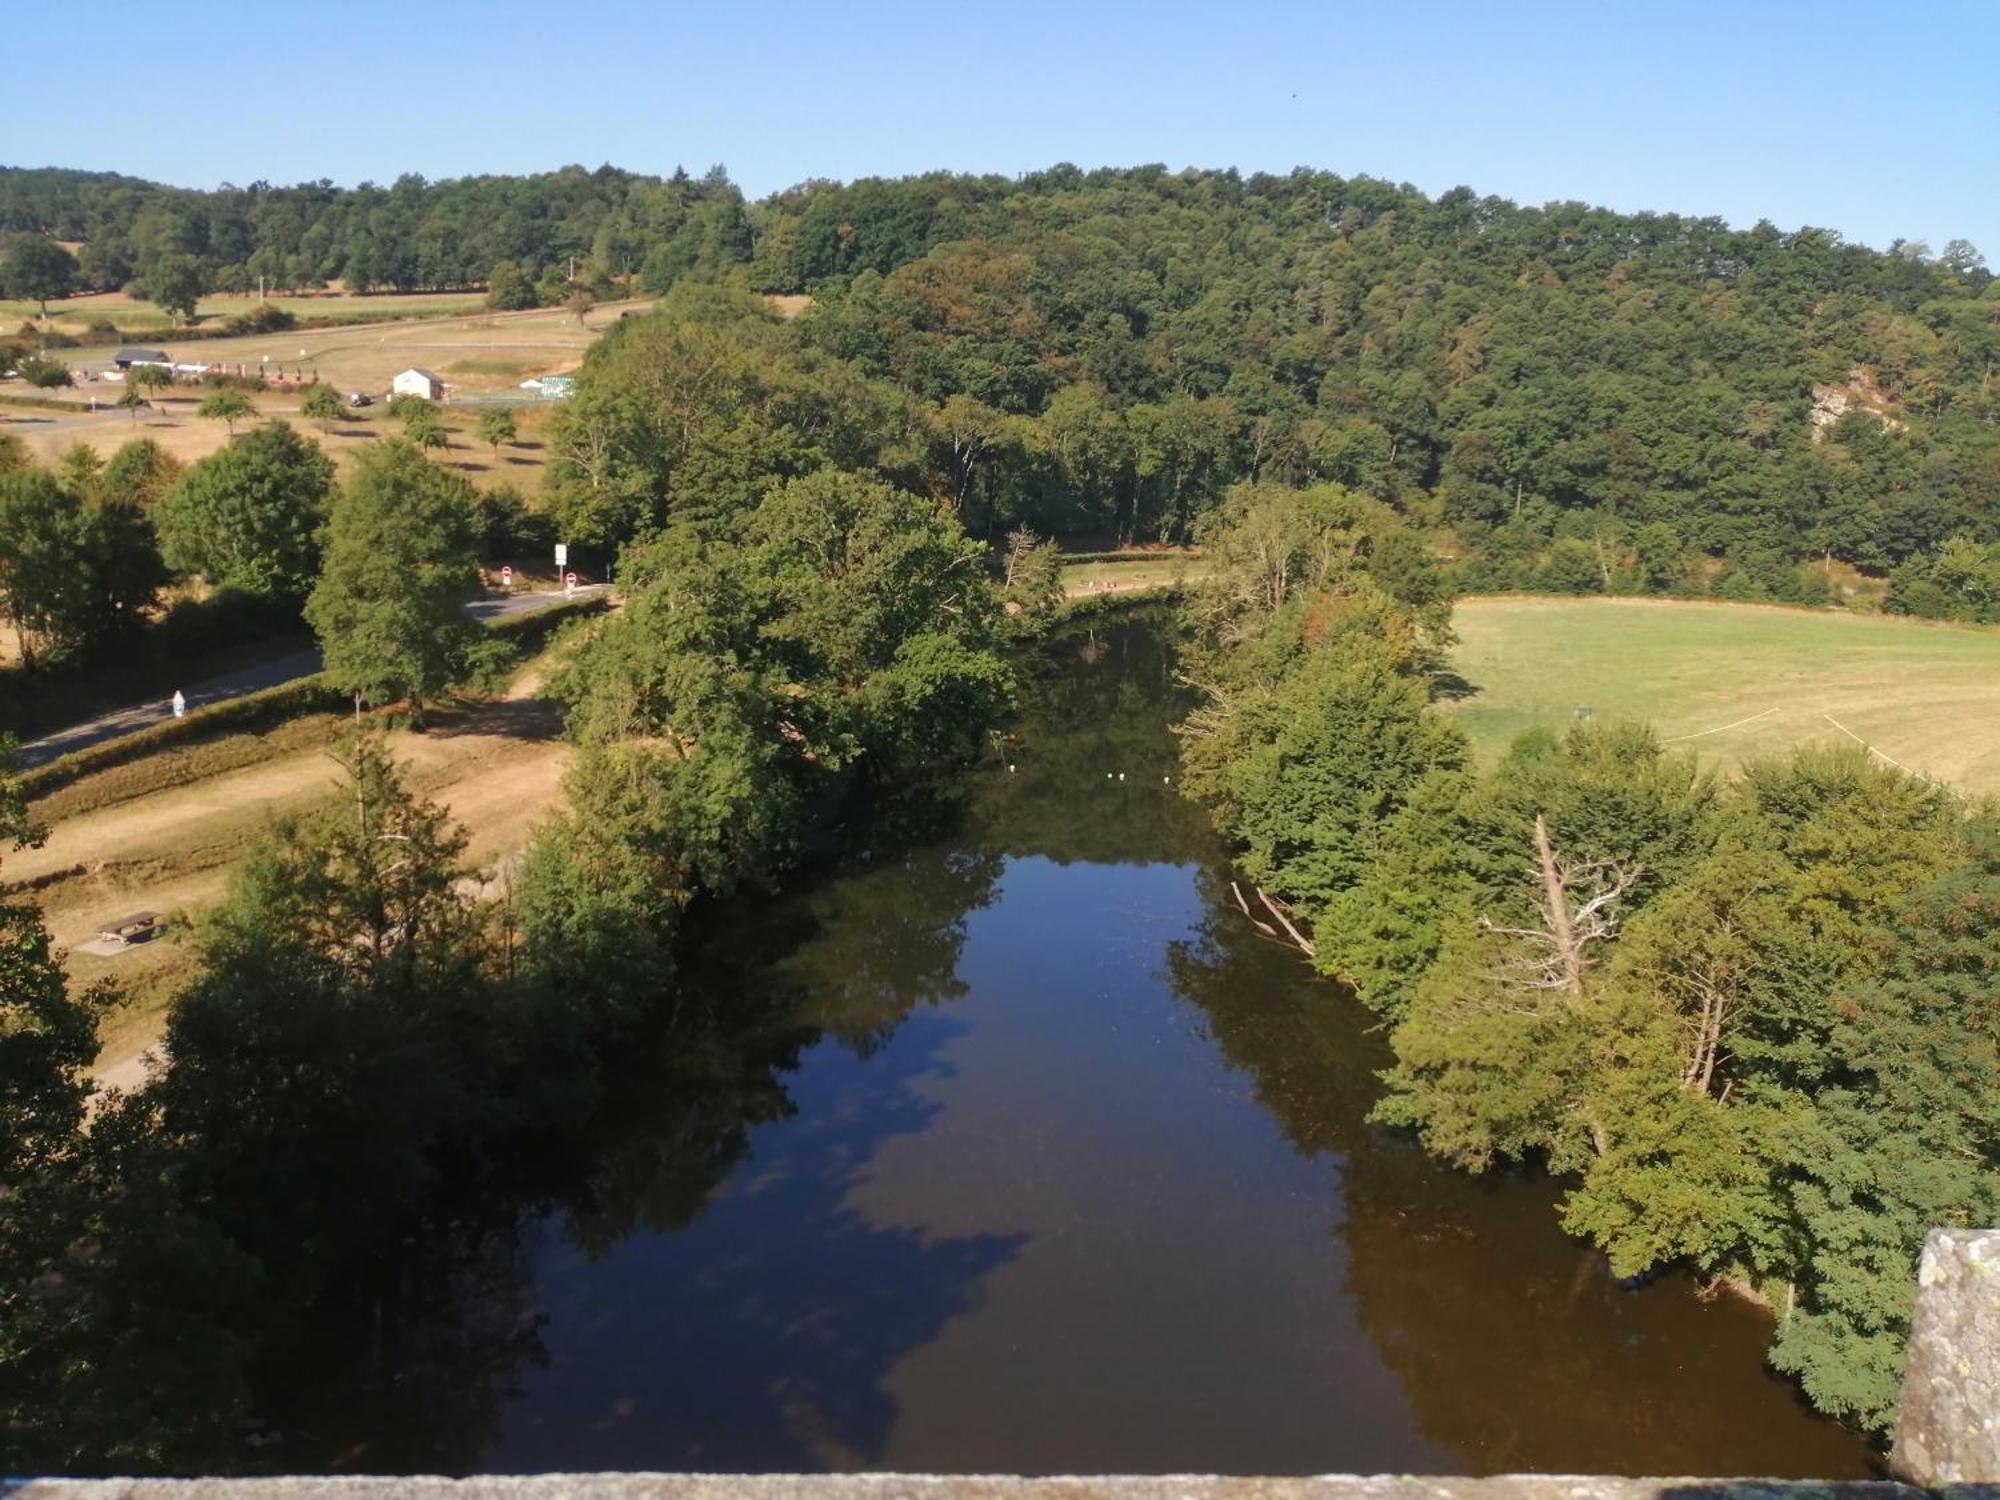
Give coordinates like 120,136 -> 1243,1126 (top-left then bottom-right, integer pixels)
5,160 -> 1998,610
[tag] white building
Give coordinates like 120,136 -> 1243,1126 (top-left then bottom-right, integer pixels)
392,367 -> 446,401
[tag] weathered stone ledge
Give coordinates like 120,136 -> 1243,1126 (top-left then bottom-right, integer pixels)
7,1476 -> 1998,1500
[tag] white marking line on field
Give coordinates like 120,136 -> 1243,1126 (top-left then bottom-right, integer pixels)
1660,706 -> 1781,743
1820,712 -> 1929,779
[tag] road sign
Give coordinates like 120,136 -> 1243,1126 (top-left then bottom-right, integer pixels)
565,571 -> 578,593
554,543 -> 568,568
500,564 -> 513,589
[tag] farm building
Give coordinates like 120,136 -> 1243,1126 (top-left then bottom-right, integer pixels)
392,368 -> 446,401
112,347 -> 171,369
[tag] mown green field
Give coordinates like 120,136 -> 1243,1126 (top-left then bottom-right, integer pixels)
1445,595 -> 2000,795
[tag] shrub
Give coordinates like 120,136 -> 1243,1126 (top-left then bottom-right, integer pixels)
18,673 -> 351,801
223,305 -> 296,335
14,354 -> 73,388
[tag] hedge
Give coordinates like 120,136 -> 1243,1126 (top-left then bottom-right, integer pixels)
19,674 -> 350,801
19,592 -> 611,800
1058,549 -> 1202,566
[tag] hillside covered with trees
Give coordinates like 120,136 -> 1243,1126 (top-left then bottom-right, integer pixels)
7,160 -> 1995,603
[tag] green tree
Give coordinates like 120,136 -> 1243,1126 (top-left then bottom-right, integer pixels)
484,259 -> 538,311
126,362 -> 174,408
155,422 -> 334,604
0,236 -> 78,316
144,253 -> 205,324
115,383 -> 149,423
100,438 -> 180,507
196,389 -> 254,434
300,383 -> 344,434
477,407 -> 518,463
401,406 -> 449,452
0,469 -> 162,664
304,441 -> 485,719
1000,526 -> 1065,617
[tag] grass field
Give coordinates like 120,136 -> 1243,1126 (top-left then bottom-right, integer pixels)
1059,558 -> 1191,595
1,288 -> 488,336
1445,596 -> 2000,795
2,297 -> 632,483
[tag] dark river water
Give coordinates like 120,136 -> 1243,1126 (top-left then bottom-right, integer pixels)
440,614 -> 1875,1477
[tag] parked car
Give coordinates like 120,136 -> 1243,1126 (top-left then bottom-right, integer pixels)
346,391 -> 374,408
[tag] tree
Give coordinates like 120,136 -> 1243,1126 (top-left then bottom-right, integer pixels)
126,362 -> 174,408
402,406 -> 449,452
100,438 -> 180,506
1000,525 -> 1064,616
304,441 -> 485,720
196,389 -> 255,434
0,469 -> 162,664
115,384 -> 148,423
484,260 -> 537,311
144,253 -> 205,324
0,236 -> 78,316
155,422 -> 334,604
301,383 -> 344,434
476,407 -> 517,463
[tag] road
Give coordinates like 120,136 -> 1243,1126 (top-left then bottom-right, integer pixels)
16,586 -> 607,769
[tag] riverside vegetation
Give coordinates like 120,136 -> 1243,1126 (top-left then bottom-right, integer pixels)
1173,483 -> 1999,1435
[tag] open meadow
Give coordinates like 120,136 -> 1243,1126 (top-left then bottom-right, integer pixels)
0,297 -> 642,480
1445,595 -> 2000,795
1,286 -> 488,337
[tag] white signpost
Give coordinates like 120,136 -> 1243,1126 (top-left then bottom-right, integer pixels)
500,564 -> 513,591
554,543 -> 568,569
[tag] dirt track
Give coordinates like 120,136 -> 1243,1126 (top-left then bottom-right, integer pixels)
13,664 -> 578,1082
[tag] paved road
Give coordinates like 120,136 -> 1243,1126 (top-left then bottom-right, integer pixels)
16,586 -> 607,769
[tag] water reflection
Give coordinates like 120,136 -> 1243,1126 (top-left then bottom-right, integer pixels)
432,611 -> 1876,1477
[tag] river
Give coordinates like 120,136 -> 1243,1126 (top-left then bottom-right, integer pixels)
360,612 -> 1877,1477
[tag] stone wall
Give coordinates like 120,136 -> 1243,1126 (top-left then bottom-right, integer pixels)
0,1479 -> 1981,1500
1892,1228 -> 2000,1485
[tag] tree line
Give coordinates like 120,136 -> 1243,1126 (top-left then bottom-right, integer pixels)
1172,483 -> 1999,1436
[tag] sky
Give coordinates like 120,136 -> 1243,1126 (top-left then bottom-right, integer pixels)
5,0 -> 1995,255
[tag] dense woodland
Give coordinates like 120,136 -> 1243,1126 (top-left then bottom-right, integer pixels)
5,160 -> 1998,611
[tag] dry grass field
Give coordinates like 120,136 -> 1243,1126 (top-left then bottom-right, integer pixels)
13,654 -> 585,1081
1,287 -> 488,337
3,396 -> 564,490
43,296 -> 645,394
1,296 -> 634,482
1445,595 -> 2000,795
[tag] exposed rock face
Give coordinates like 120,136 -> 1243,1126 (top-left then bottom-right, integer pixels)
1892,1228 -> 2000,1484
1810,365 -> 1907,441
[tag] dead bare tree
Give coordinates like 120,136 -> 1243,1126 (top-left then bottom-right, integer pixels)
1482,814 -> 1638,995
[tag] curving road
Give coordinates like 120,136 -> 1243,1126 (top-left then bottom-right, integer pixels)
16,585 -> 607,768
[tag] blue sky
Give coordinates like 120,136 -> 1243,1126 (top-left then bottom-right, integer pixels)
7,0 -> 1995,255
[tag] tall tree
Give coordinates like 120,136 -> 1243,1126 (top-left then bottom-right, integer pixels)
304,441 -> 485,719
154,421 -> 334,604
144,253 -> 205,325
0,236 -> 77,316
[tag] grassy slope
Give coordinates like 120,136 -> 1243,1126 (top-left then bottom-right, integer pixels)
1445,596 -> 2000,795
